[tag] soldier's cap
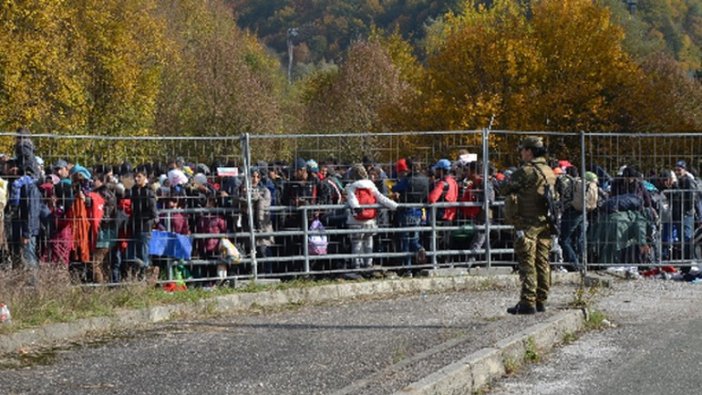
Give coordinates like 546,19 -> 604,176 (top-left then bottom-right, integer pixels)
518,136 -> 544,150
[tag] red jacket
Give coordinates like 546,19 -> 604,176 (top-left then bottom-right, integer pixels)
460,177 -> 483,220
428,175 -> 458,221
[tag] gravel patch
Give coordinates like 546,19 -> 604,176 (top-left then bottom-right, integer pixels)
489,277 -> 702,395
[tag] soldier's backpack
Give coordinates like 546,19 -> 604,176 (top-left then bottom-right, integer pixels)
533,164 -> 561,236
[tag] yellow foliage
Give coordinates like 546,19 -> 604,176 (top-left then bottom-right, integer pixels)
411,0 -> 644,135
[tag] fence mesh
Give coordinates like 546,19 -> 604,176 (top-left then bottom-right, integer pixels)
1,130 -> 701,285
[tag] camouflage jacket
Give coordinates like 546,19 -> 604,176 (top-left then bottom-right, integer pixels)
500,157 -> 557,228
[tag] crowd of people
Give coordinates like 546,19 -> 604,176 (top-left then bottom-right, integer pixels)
2,129 -> 701,287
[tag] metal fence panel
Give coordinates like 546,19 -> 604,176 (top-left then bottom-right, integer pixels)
2,130 -> 702,285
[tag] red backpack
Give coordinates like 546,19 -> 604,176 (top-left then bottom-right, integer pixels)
354,188 -> 377,220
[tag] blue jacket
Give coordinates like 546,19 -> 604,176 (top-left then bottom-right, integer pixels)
10,176 -> 42,238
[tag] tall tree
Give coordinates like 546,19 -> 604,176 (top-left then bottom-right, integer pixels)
0,0 -> 87,132
300,39 -> 411,160
155,0 -> 285,135
411,0 -> 643,133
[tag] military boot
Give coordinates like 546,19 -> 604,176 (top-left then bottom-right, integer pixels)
507,303 -> 536,315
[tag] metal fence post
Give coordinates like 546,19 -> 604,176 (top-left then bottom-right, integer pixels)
580,131 -> 588,274
482,127 -> 492,269
430,205 -> 438,268
166,211 -> 173,281
302,207 -> 310,274
241,133 -> 258,280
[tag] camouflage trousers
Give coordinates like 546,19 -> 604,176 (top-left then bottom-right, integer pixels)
514,223 -> 552,306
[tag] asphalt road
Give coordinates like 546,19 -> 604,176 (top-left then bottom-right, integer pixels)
491,278 -> 702,395
0,284 -> 579,395
3,276 -> 697,395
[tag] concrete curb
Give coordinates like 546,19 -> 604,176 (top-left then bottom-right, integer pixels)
394,309 -> 587,395
0,273 -> 582,355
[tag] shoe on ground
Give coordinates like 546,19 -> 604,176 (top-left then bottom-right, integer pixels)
343,273 -> 363,281
507,303 -> 536,315
536,302 -> 546,313
415,248 -> 427,265
371,271 -> 384,279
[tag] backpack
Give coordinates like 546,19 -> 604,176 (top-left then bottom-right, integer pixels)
533,164 -> 561,236
353,187 -> 377,220
319,177 -> 344,204
308,219 -> 328,255
572,179 -> 598,212
556,174 -> 575,211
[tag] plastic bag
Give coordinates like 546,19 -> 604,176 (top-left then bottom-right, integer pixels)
162,261 -> 190,292
219,238 -> 241,264
0,303 -> 11,324
308,219 -> 328,255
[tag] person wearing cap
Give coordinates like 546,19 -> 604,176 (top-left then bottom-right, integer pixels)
427,159 -> 459,257
671,160 -> 697,262
500,136 -> 557,315
51,159 -> 69,178
392,158 -> 430,270
428,159 -> 459,222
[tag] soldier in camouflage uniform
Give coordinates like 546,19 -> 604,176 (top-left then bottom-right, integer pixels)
500,136 -> 557,315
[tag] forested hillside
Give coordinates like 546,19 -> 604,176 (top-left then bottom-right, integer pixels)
228,0 -> 462,65
231,0 -> 702,78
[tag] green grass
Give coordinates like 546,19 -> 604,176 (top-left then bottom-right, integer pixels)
0,267 -> 347,335
524,336 -> 540,363
503,356 -> 519,374
584,309 -> 608,330
561,331 -> 578,344
569,277 -> 600,309
0,267 -> 393,334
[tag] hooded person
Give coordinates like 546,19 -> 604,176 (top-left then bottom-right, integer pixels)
14,127 -> 40,179
345,164 -> 398,271
7,157 -> 42,270
167,169 -> 188,187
